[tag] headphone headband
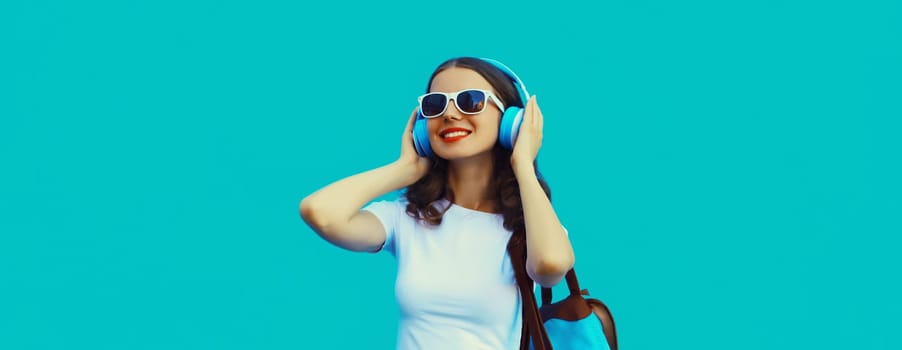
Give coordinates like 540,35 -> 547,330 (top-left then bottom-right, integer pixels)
479,58 -> 530,105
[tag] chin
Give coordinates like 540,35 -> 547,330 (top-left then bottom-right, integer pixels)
431,134 -> 496,160
435,147 -> 494,161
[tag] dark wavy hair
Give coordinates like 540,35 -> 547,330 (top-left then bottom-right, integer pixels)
403,57 -> 551,248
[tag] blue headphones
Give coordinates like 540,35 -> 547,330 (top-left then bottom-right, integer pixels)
412,58 -> 531,158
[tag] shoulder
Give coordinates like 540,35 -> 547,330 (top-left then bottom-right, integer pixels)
364,196 -> 408,211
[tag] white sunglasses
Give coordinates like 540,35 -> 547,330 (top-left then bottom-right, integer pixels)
417,89 -> 506,118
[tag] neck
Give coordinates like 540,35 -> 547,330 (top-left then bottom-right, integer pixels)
446,152 -> 497,213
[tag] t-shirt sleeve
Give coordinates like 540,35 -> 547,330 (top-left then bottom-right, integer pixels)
362,200 -> 404,255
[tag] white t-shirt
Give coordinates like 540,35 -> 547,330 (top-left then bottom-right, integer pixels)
363,198 -> 523,350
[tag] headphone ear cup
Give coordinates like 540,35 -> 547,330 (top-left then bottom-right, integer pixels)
498,107 -> 524,150
412,110 -> 433,158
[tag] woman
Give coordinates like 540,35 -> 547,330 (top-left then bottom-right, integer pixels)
299,57 -> 575,349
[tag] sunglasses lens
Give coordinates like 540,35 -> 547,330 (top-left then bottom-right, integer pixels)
457,90 -> 486,114
421,94 -> 447,117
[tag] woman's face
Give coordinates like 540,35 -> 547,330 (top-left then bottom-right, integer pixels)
427,67 -> 503,161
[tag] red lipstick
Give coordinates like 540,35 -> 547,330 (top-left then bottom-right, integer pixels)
439,127 -> 472,143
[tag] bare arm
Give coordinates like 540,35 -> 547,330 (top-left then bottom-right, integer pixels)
300,161 -> 416,252
299,108 -> 430,252
511,96 -> 575,287
515,162 -> 575,287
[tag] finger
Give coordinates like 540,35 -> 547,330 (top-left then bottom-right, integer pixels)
404,107 -> 418,133
402,107 -> 419,148
535,96 -> 543,130
528,96 -> 538,126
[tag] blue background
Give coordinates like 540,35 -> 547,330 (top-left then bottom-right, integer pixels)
3,0 -> 900,349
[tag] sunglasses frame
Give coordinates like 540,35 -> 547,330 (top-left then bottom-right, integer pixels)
417,89 -> 506,119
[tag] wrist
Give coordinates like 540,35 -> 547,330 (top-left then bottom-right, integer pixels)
389,160 -> 423,188
511,160 -> 535,178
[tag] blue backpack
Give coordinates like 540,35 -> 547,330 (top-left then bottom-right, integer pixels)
509,244 -> 618,350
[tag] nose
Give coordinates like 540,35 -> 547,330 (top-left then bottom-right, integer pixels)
443,98 -> 463,121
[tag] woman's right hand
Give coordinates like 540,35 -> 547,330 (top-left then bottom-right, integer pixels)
396,107 -> 432,185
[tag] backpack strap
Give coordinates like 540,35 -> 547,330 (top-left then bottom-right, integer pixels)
508,239 -> 553,350
541,269 -> 582,305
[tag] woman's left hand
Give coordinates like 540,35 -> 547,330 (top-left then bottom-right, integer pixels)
511,96 -> 543,171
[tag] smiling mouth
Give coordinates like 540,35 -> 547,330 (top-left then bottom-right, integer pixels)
440,130 -> 472,143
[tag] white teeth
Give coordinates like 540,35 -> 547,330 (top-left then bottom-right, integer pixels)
442,131 -> 471,138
